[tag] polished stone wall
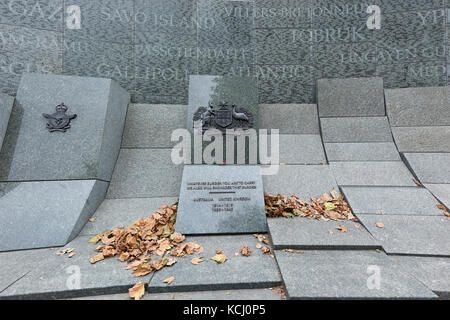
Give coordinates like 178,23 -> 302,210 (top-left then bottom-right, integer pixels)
0,0 -> 448,104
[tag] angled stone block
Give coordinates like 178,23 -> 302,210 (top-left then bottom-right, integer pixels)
342,186 -> 443,216
0,180 -> 107,252
358,215 -> 450,256
403,153 -> 450,184
259,104 -> 319,134
268,218 -> 379,250
272,134 -> 326,164
392,127 -> 450,153
425,184 -> 450,209
263,165 -> 338,200
275,250 -> 437,299
0,93 -> 14,149
148,235 -> 281,293
391,256 -> 450,298
80,197 -> 179,236
330,162 -> 416,186
385,86 -> 450,126
0,236 -> 155,299
317,77 -> 385,117
321,117 -> 393,143
106,149 -> 183,199
0,73 -> 130,182
121,104 -> 187,148
325,142 -> 400,161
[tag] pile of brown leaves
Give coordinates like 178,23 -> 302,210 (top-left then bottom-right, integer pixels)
265,189 -> 357,221
89,202 -> 203,276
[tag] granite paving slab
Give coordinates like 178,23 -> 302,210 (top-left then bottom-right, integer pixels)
385,86 -> 450,127
0,93 -> 13,148
425,184 -> 450,209
358,215 -> 450,256
80,197 -> 179,236
259,104 -> 320,134
271,134 -> 326,164
275,250 -> 437,299
403,153 -> 450,184
0,236 -> 154,300
148,235 -> 282,293
0,248 -> 52,293
391,256 -> 450,298
391,126 -> 450,152
0,180 -> 108,252
317,77 -> 385,117
262,165 -> 338,200
330,162 -> 416,187
106,149 -> 183,199
324,143 -> 401,161
341,186 -> 443,216
268,218 -> 380,250
121,105 -> 187,148
72,288 -> 284,300
321,117 -> 393,143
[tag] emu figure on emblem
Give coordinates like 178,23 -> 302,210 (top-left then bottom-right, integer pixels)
43,103 -> 77,132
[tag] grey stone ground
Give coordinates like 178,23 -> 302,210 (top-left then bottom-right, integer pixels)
1,79 -> 450,300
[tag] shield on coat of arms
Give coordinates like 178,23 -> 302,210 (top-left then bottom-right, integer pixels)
214,109 -> 233,128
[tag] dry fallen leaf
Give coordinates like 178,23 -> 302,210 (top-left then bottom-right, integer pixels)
240,245 -> 253,257
376,222 -> 385,228
129,282 -> 145,300
413,178 -> 422,187
262,246 -> 270,254
211,253 -> 227,264
191,257 -> 204,265
89,217 -> 95,222
437,204 -> 447,211
164,276 -> 175,285
255,243 -> 262,249
336,225 -> 348,233
282,249 -> 303,254
90,253 -> 104,264
68,252 -> 76,258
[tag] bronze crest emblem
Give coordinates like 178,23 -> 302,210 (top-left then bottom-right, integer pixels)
193,102 -> 253,133
43,103 -> 77,132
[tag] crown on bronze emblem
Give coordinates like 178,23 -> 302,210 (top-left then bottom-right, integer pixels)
55,103 -> 68,113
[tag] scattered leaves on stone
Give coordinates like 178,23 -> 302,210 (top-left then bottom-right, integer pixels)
436,204 -> 450,218
240,245 -> 253,257
129,282 -> 145,300
56,248 -> 74,256
88,202 -> 201,276
265,190 -> 356,221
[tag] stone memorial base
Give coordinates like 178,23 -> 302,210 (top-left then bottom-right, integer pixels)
0,180 -> 107,252
0,73 -> 130,252
175,165 -> 267,235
